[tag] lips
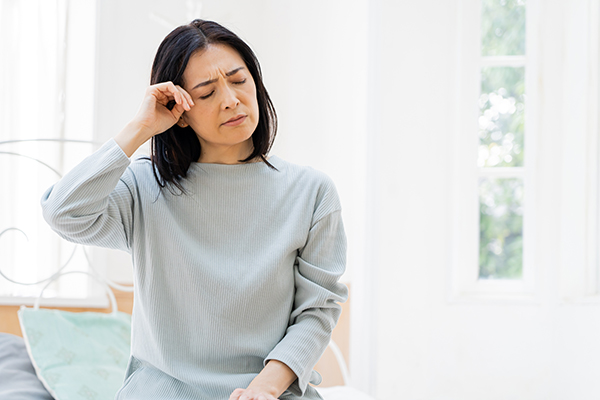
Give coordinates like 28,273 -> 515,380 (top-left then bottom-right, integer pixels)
222,114 -> 246,126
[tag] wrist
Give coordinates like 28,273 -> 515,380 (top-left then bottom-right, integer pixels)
125,119 -> 156,141
246,382 -> 279,398
246,360 -> 296,398
114,121 -> 153,158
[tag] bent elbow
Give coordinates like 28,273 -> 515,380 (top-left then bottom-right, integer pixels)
40,185 -> 85,233
40,185 -> 61,227
40,185 -> 70,230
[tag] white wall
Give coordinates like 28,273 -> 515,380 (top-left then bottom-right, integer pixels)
365,0 -> 460,397
367,1 -> 600,399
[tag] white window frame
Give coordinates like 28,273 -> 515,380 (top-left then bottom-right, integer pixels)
450,0 -> 540,303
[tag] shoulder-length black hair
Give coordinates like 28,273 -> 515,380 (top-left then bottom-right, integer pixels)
149,19 -> 277,194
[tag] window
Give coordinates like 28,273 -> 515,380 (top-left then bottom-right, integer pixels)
478,0 -> 526,279
451,0 -> 537,301
0,0 -> 101,306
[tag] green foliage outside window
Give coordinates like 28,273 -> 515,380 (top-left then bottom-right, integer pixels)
481,0 -> 526,56
479,177 -> 523,279
479,67 -> 525,168
478,0 -> 526,279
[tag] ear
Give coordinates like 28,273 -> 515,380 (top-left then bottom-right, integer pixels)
178,116 -> 189,128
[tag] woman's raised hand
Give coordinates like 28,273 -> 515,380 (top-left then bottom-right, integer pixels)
114,82 -> 194,157
132,82 -> 194,137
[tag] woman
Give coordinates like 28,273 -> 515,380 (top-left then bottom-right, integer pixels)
41,19 -> 347,400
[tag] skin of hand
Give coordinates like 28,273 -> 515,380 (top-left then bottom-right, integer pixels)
114,81 -> 194,157
228,388 -> 278,400
133,81 -> 194,138
228,360 -> 297,400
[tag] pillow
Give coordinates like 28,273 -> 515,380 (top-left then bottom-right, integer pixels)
18,307 -> 131,400
0,332 -> 53,400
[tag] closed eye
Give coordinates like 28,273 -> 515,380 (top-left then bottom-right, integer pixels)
199,79 -> 246,99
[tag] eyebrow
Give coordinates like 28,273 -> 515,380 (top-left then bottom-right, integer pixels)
191,67 -> 245,90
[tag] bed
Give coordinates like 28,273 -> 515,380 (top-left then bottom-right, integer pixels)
0,330 -> 372,400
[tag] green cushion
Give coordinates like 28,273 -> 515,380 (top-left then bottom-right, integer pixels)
18,307 -> 131,400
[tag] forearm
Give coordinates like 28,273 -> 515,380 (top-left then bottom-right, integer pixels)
113,121 -> 152,158
247,360 -> 297,398
261,210 -> 348,396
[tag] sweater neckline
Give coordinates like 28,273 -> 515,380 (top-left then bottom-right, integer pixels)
187,155 -> 281,172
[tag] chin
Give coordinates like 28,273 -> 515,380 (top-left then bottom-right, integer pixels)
236,120 -> 258,138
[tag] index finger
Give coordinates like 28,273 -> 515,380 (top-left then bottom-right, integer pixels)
151,81 -> 184,105
175,84 -> 194,108
173,85 -> 194,111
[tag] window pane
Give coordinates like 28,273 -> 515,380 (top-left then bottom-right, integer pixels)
479,66 -> 525,168
479,177 -> 523,279
481,0 -> 526,56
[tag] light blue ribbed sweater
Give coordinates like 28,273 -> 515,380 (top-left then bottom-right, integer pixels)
40,139 -> 348,400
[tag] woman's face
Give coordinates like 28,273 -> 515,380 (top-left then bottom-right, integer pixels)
181,44 -> 259,162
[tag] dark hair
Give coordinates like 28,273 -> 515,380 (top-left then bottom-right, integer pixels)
148,19 -> 277,194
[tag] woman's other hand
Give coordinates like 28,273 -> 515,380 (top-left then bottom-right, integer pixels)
132,82 -> 194,137
228,388 -> 278,400
228,360 -> 296,400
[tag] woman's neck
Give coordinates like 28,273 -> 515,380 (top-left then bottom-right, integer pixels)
197,139 -> 257,164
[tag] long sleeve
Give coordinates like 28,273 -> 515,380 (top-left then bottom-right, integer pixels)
264,180 -> 349,397
40,139 -> 136,253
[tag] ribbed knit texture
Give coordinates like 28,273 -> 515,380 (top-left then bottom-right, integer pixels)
40,139 -> 348,400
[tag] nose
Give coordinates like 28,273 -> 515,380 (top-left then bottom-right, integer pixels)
220,84 -> 240,110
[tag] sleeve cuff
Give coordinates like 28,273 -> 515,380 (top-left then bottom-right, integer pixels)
105,138 -> 132,162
